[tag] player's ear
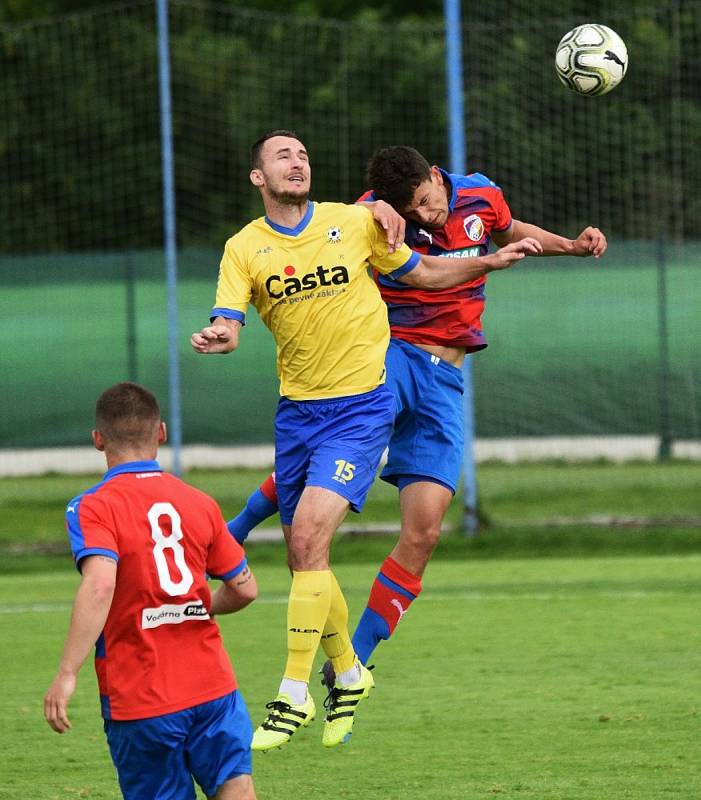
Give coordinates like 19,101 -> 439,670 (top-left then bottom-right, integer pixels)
158,421 -> 167,446
92,430 -> 105,452
250,168 -> 264,187
431,166 -> 444,186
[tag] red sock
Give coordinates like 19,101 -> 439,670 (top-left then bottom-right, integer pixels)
260,472 -> 277,503
366,556 -> 422,636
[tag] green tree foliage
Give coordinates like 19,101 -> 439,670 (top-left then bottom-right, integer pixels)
1,0 -> 699,252
0,0 -> 439,24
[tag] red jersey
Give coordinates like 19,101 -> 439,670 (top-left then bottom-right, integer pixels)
66,460 -> 247,721
363,170 -> 512,351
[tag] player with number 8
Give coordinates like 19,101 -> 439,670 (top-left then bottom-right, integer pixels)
44,382 -> 258,800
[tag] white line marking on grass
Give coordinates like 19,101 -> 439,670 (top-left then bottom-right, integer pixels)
2,588 -> 696,616
0,603 -> 72,614
420,590 -> 699,601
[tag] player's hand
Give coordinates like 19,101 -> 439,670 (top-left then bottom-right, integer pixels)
191,325 -> 235,354
369,200 -> 406,253
571,226 -> 607,258
489,237 -> 543,270
44,672 -> 76,734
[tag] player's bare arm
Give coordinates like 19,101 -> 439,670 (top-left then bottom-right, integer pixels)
400,237 -> 543,289
361,199 -> 406,253
44,556 -> 116,734
211,565 -> 258,615
191,317 -> 242,354
493,220 -> 607,258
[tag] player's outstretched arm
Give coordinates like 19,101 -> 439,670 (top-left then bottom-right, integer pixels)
493,220 -> 607,258
191,317 -> 242,354
44,556 -> 116,734
211,564 -> 258,615
399,238 -> 543,289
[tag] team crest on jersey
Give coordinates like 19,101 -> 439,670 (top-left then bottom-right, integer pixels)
327,226 -> 343,243
463,214 -> 484,242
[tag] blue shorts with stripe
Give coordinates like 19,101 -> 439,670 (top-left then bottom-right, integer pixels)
104,690 -> 252,800
382,337 -> 465,493
275,385 -> 395,525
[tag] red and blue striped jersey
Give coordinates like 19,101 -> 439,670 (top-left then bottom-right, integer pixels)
65,460 -> 248,720
363,169 -> 512,350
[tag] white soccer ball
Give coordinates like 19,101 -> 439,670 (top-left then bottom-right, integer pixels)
555,24 -> 628,97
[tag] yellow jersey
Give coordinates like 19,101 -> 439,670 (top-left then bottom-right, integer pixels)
212,201 -> 419,400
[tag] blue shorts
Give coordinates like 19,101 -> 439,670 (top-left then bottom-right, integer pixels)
104,691 -> 252,800
275,385 -> 396,525
382,338 -> 465,493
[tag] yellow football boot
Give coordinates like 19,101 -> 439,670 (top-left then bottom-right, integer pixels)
322,661 -> 375,747
252,692 -> 316,751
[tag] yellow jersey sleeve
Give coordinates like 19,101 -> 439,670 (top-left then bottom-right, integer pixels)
211,236 -> 251,323
360,206 -> 421,277
205,203 -> 412,400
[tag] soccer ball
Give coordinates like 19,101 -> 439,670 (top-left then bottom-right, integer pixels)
555,24 -> 628,97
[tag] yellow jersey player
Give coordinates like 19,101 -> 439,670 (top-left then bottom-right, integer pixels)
191,130 -> 541,751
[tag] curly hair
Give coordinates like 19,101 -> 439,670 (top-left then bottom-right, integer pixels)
365,146 -> 432,210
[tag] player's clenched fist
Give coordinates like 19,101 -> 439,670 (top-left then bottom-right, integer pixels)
571,226 -> 607,258
191,322 -> 240,354
488,237 -> 544,270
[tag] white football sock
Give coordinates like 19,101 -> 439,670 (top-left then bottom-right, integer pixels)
335,662 -> 361,687
278,677 -> 308,705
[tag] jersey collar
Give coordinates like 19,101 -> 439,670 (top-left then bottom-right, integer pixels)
103,460 -> 163,480
264,200 -> 314,236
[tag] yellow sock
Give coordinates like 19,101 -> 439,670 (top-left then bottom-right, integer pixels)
284,570 -> 332,682
320,571 -> 356,676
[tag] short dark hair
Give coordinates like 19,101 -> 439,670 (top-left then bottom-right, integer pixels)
95,382 -> 161,448
250,129 -> 303,169
365,146 -> 432,210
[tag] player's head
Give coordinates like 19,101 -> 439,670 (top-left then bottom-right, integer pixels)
93,382 -> 166,457
366,145 -> 450,228
250,130 -> 311,206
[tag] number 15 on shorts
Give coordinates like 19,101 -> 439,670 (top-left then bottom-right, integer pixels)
333,460 -> 356,485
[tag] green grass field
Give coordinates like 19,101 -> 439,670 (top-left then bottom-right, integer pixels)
2,461 -> 700,797
2,461 -> 701,572
2,555 -> 699,799
1,244 -> 700,445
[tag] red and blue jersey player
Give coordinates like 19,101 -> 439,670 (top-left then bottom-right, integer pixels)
227,145 -> 606,680
44,382 -> 258,800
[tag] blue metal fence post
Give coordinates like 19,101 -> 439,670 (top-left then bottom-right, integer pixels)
444,0 -> 478,534
656,236 -> 672,460
156,0 -> 183,475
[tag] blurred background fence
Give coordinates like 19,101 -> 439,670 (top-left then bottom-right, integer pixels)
1,0 -> 699,468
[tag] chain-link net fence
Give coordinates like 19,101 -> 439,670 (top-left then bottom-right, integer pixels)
1,0 -> 699,462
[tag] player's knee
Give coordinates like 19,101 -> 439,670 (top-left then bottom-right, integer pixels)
288,511 -> 334,569
288,541 -> 328,571
402,522 -> 441,557
287,529 -> 328,570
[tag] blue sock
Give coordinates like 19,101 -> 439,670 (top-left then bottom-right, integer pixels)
227,488 -> 278,544
351,557 -> 421,665
351,608 -> 390,665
